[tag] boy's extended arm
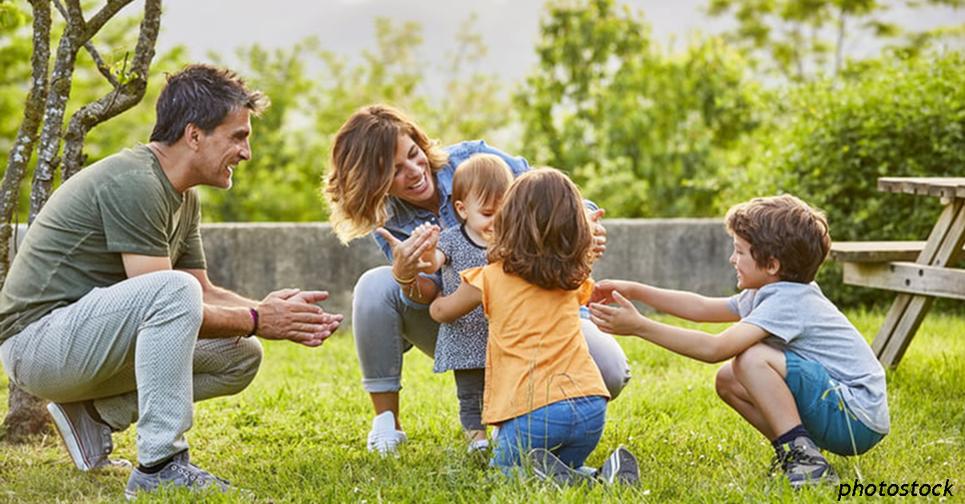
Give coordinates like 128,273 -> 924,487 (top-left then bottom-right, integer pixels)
591,279 -> 739,323
429,281 -> 482,323
589,291 -> 768,363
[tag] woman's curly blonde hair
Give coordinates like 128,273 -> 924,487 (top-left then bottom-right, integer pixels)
325,104 -> 448,243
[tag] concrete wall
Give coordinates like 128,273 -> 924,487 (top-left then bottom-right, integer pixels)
8,220 -> 737,323
199,219 -> 737,322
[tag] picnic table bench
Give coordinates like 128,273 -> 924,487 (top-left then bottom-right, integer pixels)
829,177 -> 965,368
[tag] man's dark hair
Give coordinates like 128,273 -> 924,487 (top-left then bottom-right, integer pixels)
150,64 -> 269,144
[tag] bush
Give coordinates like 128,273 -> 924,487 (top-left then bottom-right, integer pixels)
720,51 -> 965,308
515,0 -> 764,218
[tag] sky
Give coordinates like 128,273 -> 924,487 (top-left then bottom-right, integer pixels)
147,0 -> 964,97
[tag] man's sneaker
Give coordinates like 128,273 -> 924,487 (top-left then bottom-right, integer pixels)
124,451 -> 230,500
599,445 -> 640,485
777,436 -> 838,488
47,401 -> 130,471
367,410 -> 407,455
527,448 -> 592,487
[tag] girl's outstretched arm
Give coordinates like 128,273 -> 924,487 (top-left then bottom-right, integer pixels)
430,281 -> 482,323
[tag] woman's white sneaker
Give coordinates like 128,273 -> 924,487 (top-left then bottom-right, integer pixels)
366,411 -> 407,455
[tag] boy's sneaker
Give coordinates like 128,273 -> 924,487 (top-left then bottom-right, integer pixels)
777,436 -> 838,488
124,451 -> 230,500
599,445 -> 640,485
527,448 -> 591,486
367,410 -> 407,455
47,401 -> 131,471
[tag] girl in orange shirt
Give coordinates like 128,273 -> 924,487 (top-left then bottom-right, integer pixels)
430,168 -> 637,483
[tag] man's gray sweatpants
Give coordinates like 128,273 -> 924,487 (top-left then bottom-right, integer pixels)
0,270 -> 263,466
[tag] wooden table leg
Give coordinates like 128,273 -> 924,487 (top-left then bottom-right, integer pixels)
872,199 -> 965,367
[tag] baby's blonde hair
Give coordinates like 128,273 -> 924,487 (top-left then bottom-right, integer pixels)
451,154 -> 514,219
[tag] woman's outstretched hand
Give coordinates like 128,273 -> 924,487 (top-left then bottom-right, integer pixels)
376,224 -> 440,282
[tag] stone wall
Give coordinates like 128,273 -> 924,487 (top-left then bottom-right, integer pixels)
199,219 -> 737,322
7,220 -> 737,323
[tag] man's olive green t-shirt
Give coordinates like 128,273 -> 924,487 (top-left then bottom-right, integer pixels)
0,145 -> 206,343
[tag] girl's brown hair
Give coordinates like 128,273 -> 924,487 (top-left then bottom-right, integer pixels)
451,154 -> 514,214
325,104 -> 449,243
488,168 -> 593,290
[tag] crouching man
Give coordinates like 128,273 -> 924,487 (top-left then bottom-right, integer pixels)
0,64 -> 342,499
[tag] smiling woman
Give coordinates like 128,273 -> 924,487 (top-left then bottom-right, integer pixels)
323,104 -> 631,457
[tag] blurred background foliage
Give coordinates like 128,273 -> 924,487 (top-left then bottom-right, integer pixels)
1,0 -> 962,307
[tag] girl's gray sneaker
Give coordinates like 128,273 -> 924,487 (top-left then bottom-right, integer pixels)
600,445 -> 640,485
124,451 -> 230,500
527,448 -> 593,487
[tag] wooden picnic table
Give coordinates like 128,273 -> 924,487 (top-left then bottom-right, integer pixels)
829,177 -> 965,368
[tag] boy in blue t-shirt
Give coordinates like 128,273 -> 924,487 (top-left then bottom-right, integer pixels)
588,194 -> 889,488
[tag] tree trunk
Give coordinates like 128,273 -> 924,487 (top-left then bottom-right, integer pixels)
29,0 -> 134,221
1,0 -> 54,445
28,24 -> 80,222
0,0 -> 51,282
3,384 -> 51,442
3,0 -> 150,443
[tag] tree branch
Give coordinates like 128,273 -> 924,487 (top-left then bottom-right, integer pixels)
53,0 -> 119,87
62,0 -> 161,179
62,0 -> 84,32
85,0 -> 134,36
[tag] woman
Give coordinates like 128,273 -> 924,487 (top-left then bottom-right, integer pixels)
325,104 -> 630,454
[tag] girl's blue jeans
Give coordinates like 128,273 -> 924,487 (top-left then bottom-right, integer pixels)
491,395 -> 607,470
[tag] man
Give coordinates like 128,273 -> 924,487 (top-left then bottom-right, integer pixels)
0,64 -> 342,499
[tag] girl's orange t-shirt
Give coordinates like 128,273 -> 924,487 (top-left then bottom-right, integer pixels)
461,263 -> 610,425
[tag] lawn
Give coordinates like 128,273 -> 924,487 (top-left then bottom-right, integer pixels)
0,310 -> 962,503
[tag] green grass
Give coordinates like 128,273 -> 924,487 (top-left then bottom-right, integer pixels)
1,310 -> 962,503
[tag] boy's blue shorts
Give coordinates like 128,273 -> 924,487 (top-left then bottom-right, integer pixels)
784,351 -> 885,456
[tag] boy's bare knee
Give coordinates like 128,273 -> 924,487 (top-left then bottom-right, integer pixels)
732,343 -> 788,382
733,343 -> 768,368
715,364 -> 738,399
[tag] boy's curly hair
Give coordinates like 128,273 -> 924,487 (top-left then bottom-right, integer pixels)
725,194 -> 831,283
488,168 -> 593,290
